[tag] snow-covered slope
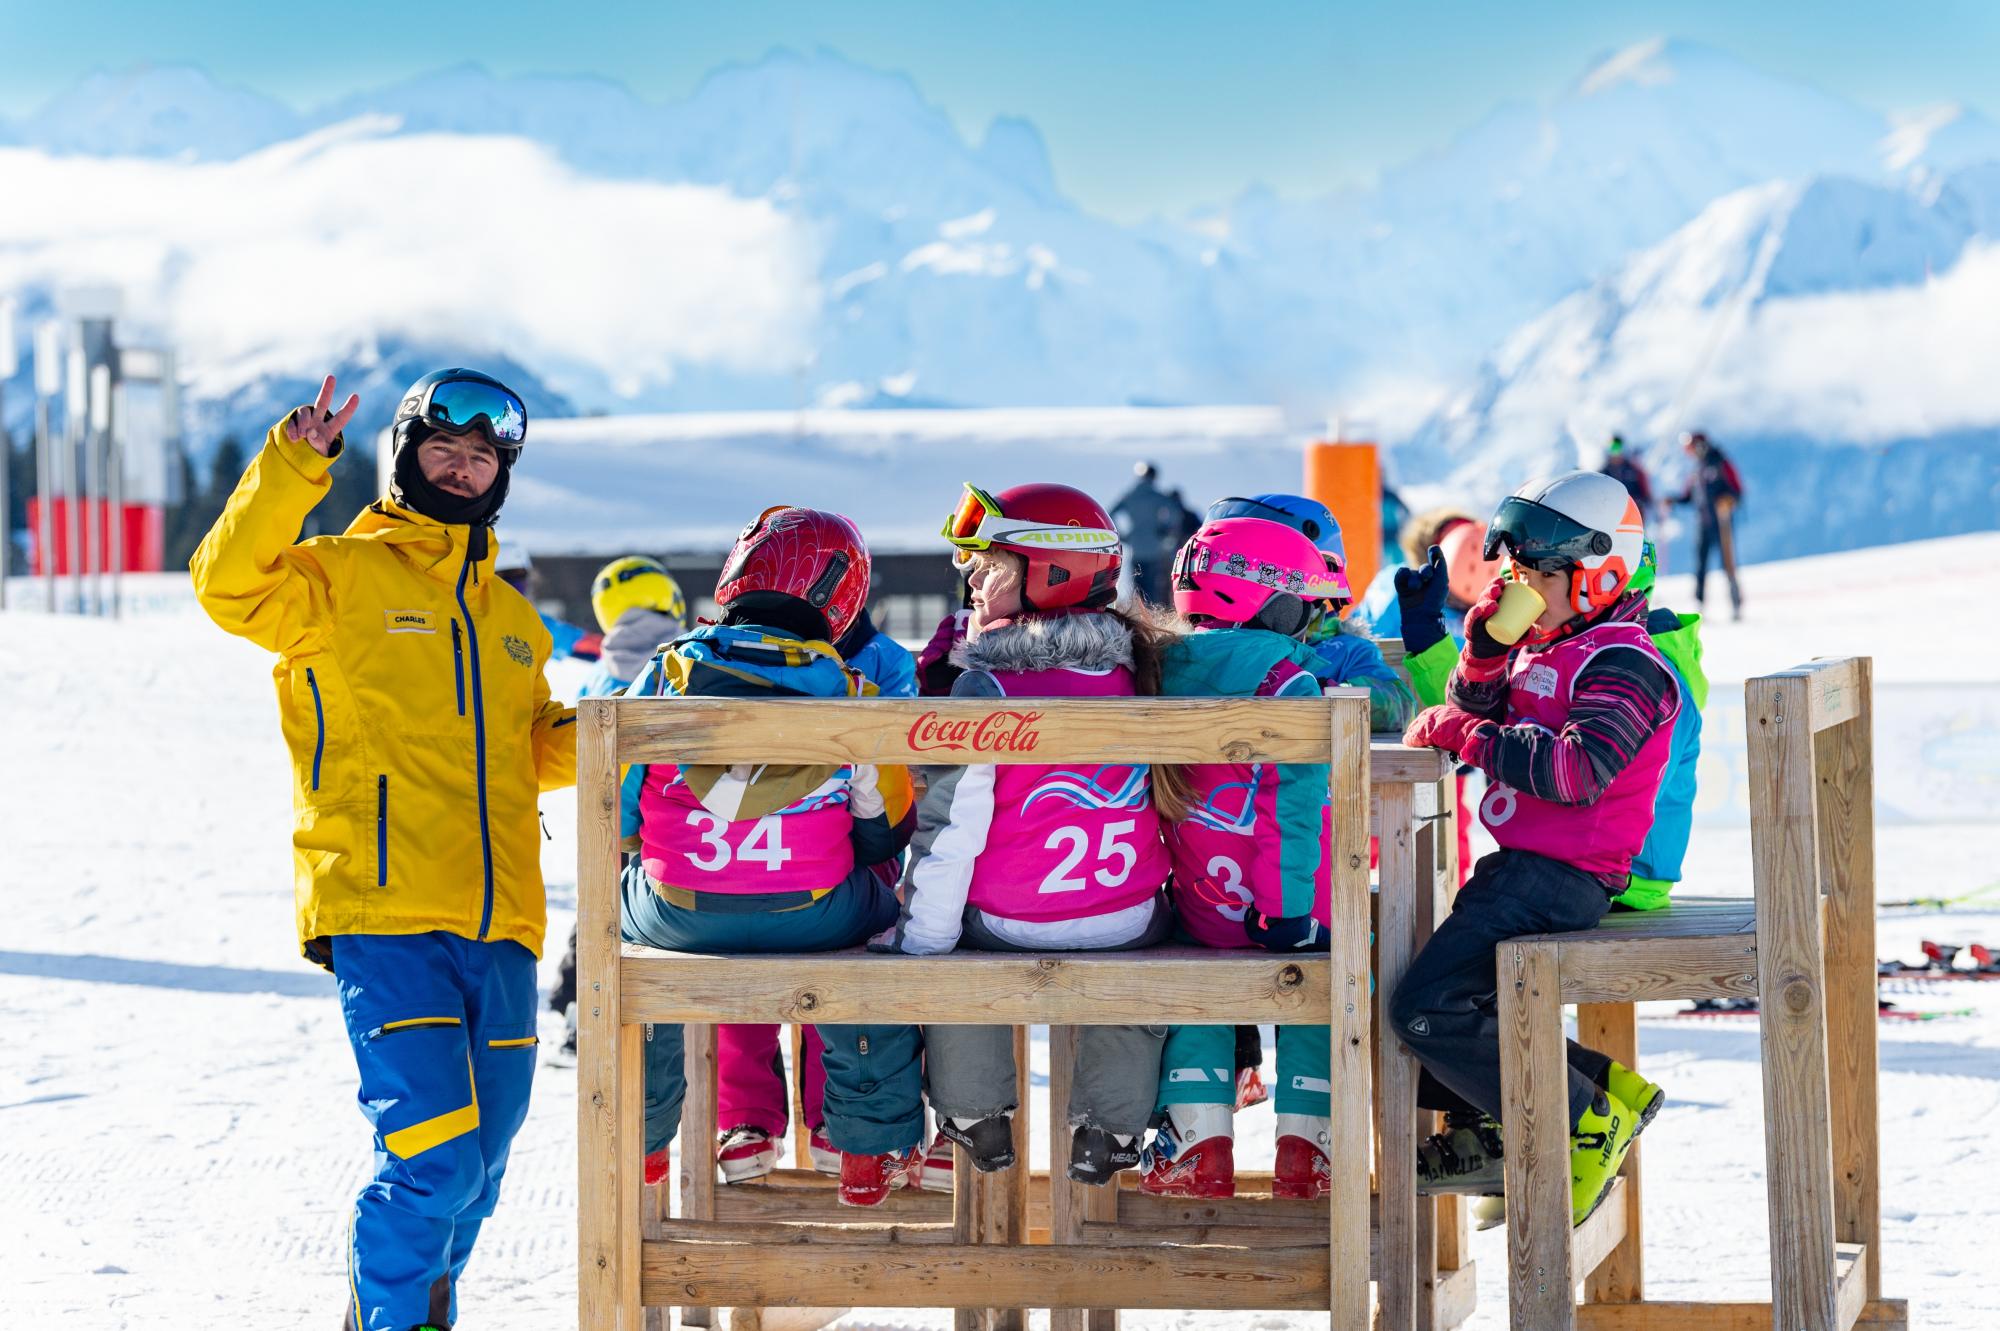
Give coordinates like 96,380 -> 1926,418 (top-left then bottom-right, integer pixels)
2,536 -> 1997,1328
1400,168 -> 2000,563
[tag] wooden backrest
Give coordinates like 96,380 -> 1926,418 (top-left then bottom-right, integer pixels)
1744,656 -> 1874,915
605,691 -> 1370,766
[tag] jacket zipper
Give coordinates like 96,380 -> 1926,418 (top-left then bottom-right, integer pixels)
456,551 -> 496,939
451,620 -> 466,716
305,668 -> 325,792
376,774 -> 389,886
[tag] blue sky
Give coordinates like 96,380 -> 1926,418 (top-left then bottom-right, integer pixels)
4,0 -> 1997,219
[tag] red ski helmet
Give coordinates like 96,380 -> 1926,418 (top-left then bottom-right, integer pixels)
942,481 -> 1122,611
715,505 -> 871,639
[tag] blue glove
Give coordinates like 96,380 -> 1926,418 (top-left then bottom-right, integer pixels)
1245,911 -> 1331,952
1394,545 -> 1451,658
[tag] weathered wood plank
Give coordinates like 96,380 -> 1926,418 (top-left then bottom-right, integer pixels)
1575,1005 -> 1643,1305
1747,673 -> 1841,1331
1328,691 -> 1374,1331
1498,939 -> 1577,1331
1836,1242 -> 1869,1331
1413,772 -> 1474,1330
640,1183 -> 668,1331
1556,936 -> 1759,1004
1572,1298 -> 1908,1331
639,1240 -> 1333,1311
1801,657 -> 1863,734
1571,1176 -> 1630,1293
1375,780 -> 1421,1331
576,699 -> 641,1331
657,1218 -> 953,1245
621,947 -> 1331,1025
713,1176 -> 952,1223
615,694 -> 1342,765
680,1022 -> 718,1328
1816,660 -> 1881,1305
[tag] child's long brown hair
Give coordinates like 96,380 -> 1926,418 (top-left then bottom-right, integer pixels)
1106,596 -> 1194,822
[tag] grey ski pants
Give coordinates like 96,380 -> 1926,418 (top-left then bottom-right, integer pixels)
923,900 -> 1175,1136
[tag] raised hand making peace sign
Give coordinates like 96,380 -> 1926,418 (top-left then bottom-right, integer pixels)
285,374 -> 362,458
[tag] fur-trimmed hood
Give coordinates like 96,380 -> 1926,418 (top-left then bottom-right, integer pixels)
957,611 -> 1135,676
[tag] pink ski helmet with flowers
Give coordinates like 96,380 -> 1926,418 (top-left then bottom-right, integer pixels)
1171,517 -> 1347,628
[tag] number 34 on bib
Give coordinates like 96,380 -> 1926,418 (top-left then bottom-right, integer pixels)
684,809 -> 794,871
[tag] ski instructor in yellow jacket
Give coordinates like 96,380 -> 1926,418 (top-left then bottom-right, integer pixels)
192,369 -> 576,1331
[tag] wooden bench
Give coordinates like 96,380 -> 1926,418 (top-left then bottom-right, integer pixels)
574,690 -> 1470,1330
1494,656 -> 1909,1330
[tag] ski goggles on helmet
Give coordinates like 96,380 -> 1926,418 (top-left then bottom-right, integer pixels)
1205,496 -> 1350,588
941,482 -> 1120,566
1171,528 -> 1347,602
1484,496 -> 1613,573
408,376 -> 528,449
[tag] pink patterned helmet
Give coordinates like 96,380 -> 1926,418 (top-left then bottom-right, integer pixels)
1171,517 -> 1347,627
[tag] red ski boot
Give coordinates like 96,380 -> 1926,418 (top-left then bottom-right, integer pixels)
1138,1103 -> 1235,1199
1273,1114 -> 1332,1200
837,1147 -> 920,1207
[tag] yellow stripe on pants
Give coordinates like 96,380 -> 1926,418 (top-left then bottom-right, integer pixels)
382,1102 -> 480,1160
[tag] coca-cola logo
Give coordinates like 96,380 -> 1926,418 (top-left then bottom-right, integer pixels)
907,709 -> 1044,754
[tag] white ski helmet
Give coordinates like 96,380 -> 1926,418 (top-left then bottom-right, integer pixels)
1483,471 -> 1645,615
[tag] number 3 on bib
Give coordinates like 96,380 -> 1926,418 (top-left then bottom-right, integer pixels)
685,809 -> 793,872
1040,819 -> 1140,894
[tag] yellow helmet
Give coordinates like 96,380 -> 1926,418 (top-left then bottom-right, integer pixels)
590,556 -> 686,634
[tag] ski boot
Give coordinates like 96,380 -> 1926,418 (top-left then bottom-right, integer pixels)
838,1147 -> 921,1207
643,1146 -> 672,1188
1068,1126 -> 1142,1186
936,1113 -> 1016,1173
717,1125 -> 778,1183
919,1131 -> 957,1194
1570,1089 -> 1637,1226
807,1124 -> 839,1176
1273,1113 -> 1332,1200
1138,1103 -> 1235,1199
1416,1112 -> 1505,1196
1601,1060 -> 1666,1137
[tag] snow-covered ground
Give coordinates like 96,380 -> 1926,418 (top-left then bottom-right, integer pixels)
3,533 -> 1997,1328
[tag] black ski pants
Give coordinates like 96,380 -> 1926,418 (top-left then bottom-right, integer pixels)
1390,849 -> 1616,1129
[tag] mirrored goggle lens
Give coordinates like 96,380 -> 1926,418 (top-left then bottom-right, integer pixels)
945,487 -> 999,543
1484,498 -> 1594,566
427,379 -> 527,444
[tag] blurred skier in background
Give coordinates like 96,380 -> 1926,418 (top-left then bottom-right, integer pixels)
1112,461 -> 1200,605
1671,431 -> 1746,620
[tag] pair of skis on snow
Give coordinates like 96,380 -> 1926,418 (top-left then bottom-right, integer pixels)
1675,996 -> 1974,1023
1672,941 -> 1992,1023
1877,940 -> 2000,980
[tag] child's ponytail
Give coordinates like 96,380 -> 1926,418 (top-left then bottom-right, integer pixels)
1107,597 -> 1194,822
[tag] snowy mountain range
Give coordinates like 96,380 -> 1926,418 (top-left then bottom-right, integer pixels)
2,38 -> 1997,561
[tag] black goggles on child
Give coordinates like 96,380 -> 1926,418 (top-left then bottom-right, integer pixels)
1484,497 -> 1613,573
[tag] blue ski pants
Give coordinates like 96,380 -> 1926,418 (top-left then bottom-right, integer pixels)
333,931 -> 539,1331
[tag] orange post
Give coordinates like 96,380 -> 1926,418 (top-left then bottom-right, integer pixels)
1305,441 -> 1381,615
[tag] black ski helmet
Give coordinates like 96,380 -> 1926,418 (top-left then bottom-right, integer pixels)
391,367 -> 528,455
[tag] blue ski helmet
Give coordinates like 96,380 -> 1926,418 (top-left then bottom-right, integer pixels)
1204,493 -> 1351,604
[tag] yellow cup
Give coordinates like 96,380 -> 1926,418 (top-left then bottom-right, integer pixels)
1485,580 -> 1546,646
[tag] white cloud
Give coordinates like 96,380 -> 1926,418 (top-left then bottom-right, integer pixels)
0,126 -> 821,404
1698,239 -> 2000,441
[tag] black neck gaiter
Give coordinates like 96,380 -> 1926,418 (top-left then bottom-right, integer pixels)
389,430 -> 511,531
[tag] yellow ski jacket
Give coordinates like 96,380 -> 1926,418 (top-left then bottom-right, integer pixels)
191,419 -> 576,964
